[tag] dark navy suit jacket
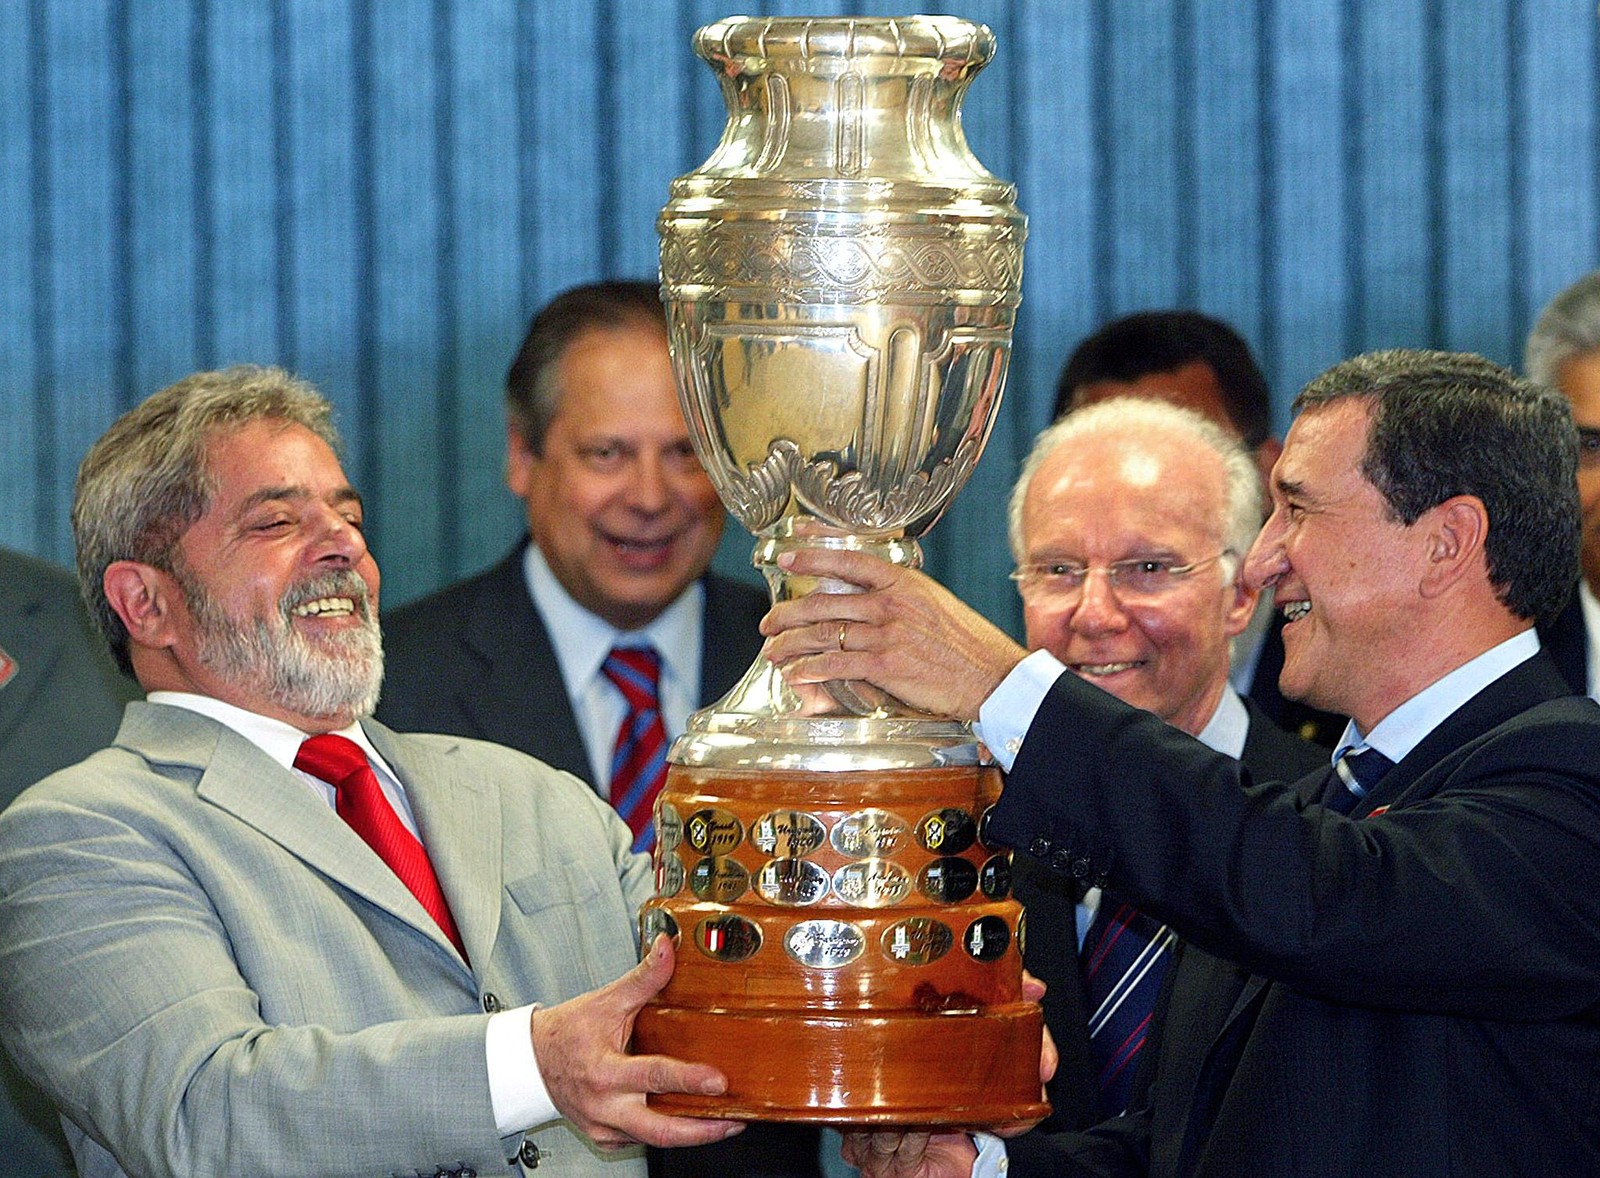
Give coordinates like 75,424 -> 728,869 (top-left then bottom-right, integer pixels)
995,652 -> 1600,1177
1009,697 -> 1324,1156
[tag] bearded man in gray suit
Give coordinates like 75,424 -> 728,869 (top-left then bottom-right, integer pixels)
0,367 -> 743,1178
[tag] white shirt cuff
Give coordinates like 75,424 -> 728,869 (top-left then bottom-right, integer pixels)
971,1130 -> 1009,1176
486,1004 -> 558,1135
976,649 -> 1065,771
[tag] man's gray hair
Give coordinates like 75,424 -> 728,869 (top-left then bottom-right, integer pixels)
1526,270 -> 1600,388
1007,395 -> 1262,573
72,365 -> 339,673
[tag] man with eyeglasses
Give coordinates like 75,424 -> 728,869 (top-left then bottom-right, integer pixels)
1002,399 -> 1323,1161
1526,270 -> 1600,700
763,350 -> 1600,1176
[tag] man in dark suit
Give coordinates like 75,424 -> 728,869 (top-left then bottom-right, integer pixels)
765,349 -> 1600,1175
377,281 -> 812,1177
1001,398 -> 1322,1142
1055,310 -> 1344,747
1,547 -> 141,1177
1526,270 -> 1600,697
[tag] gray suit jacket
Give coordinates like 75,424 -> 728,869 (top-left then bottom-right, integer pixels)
1,548 -> 141,1177
0,703 -> 654,1178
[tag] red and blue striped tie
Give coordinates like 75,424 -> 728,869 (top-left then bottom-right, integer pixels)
601,646 -> 668,853
1081,899 -> 1176,1115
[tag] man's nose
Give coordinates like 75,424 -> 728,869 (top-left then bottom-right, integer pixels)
1069,568 -> 1130,634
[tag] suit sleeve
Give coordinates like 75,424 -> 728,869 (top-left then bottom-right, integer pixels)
989,671 -> 1600,1019
0,785 -> 510,1178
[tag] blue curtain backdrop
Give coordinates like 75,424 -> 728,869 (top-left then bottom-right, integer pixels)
3,0 -> 1596,637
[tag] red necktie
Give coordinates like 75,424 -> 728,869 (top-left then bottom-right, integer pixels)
294,733 -> 466,959
600,646 -> 668,853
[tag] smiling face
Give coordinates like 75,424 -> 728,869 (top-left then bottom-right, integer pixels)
1017,426 -> 1254,736
508,323 -> 724,631
154,419 -> 383,729
1245,398 -> 1432,730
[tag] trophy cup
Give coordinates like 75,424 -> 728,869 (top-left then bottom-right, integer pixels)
632,15 -> 1045,1128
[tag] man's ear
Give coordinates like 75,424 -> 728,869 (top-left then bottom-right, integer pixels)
1224,576 -> 1260,639
505,424 -> 537,498
1418,496 -> 1488,599
103,561 -> 181,652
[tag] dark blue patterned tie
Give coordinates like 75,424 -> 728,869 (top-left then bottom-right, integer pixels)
1323,746 -> 1394,815
601,646 -> 668,853
1081,898 -> 1177,1115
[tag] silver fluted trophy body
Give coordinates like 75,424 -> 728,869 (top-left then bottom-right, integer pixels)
661,15 -> 1026,771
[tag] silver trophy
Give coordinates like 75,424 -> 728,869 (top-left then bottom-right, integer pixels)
660,14 -> 1027,771
636,16 -> 1044,1128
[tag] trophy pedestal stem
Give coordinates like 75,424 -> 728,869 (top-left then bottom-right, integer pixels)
633,763 -> 1045,1128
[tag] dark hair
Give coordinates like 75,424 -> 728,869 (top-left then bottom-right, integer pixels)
1295,348 -> 1579,624
1054,310 -> 1272,448
505,280 -> 667,452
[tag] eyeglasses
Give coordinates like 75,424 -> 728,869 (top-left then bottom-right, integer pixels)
1009,551 -> 1235,603
1579,427 -> 1600,469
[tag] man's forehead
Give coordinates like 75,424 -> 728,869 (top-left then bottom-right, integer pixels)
199,420 -> 354,504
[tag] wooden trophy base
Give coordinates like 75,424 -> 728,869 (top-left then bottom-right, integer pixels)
631,763 -> 1049,1129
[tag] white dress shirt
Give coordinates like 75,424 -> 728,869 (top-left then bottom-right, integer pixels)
523,544 -> 703,792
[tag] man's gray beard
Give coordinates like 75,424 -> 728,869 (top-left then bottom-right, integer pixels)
180,568 -> 384,722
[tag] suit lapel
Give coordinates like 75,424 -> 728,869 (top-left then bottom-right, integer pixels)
1536,587 -> 1587,697
124,703 -> 471,969
366,720 -> 503,969
459,546 -> 590,779
1352,651 -> 1571,819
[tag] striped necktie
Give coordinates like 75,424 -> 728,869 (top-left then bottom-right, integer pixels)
601,645 -> 668,853
1081,897 -> 1177,1115
1323,746 -> 1394,815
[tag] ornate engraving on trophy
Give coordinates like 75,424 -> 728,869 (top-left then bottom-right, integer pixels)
831,808 -> 910,858
916,807 -> 978,855
836,72 -> 864,176
755,858 -> 831,906
751,809 -> 827,858
685,808 -> 743,855
882,916 -> 954,966
785,919 -> 867,969
696,914 -> 763,963
917,856 -> 979,904
963,915 -> 1010,962
756,73 -> 792,172
832,858 -> 913,907
690,855 -> 751,904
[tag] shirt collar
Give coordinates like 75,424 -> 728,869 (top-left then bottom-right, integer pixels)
522,542 -> 703,693
1337,627 -> 1541,763
144,690 -> 381,770
1194,683 -> 1249,759
1577,580 -> 1600,700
